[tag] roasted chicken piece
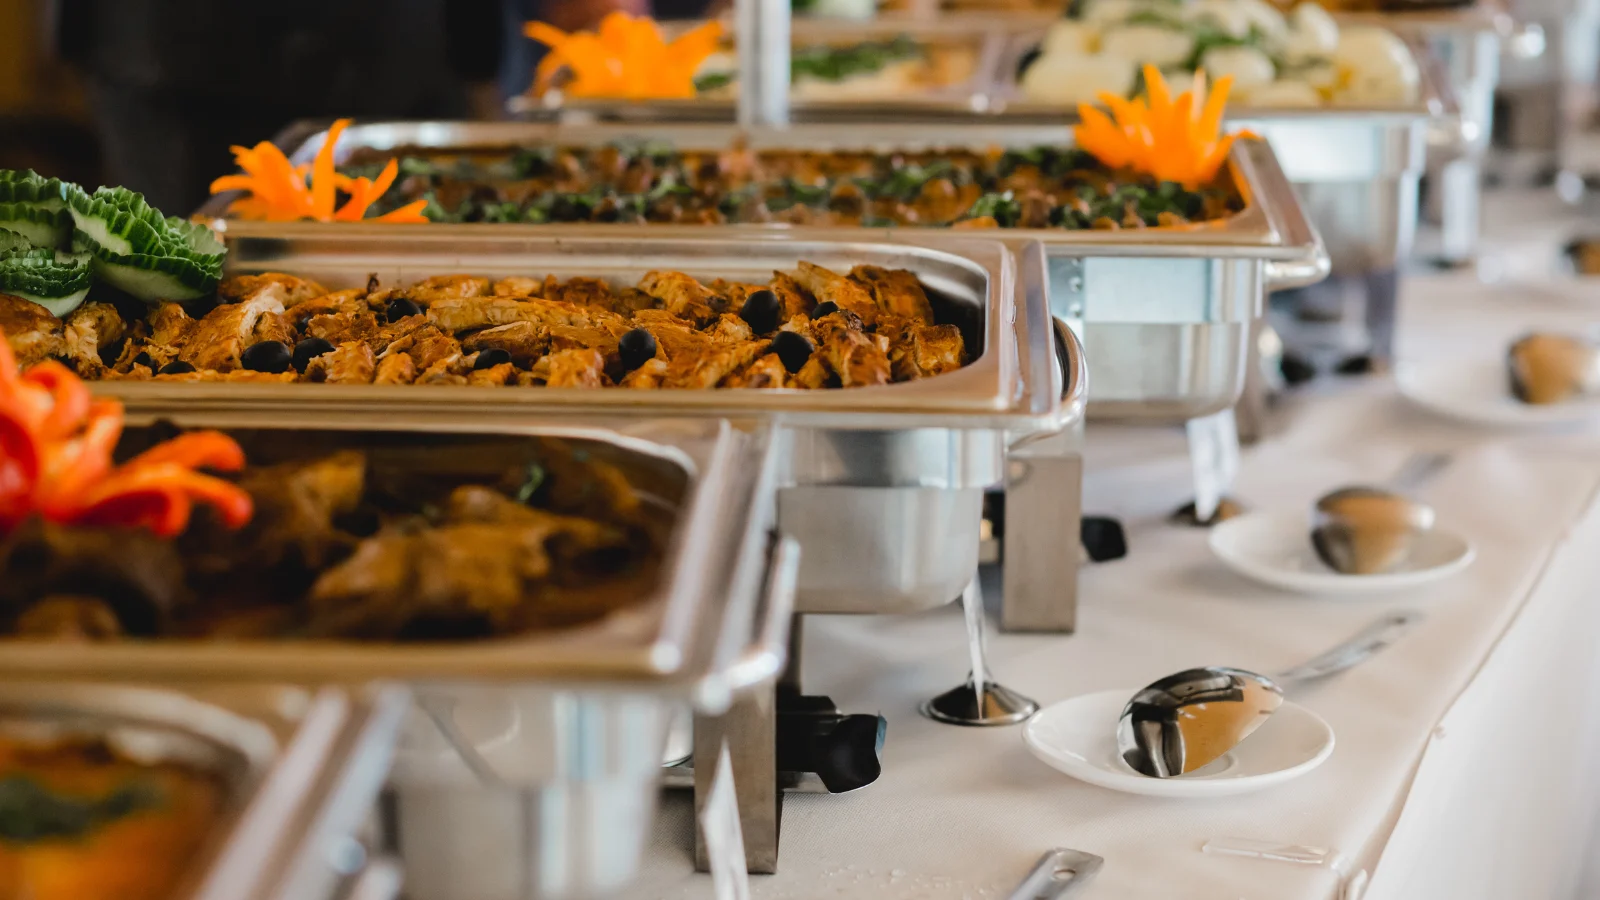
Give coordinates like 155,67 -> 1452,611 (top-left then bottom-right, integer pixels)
724,352 -> 789,389
812,311 -> 891,387
637,270 -> 717,324
463,321 -> 549,366
13,596 -> 123,640
850,265 -> 935,323
305,309 -> 380,345
534,348 -> 606,387
304,485 -> 632,639
285,289 -> 367,325
0,519 -> 187,636
492,276 -> 544,297
373,353 -> 418,385
188,451 -> 367,577
0,293 -> 65,367
304,341 -> 376,384
790,262 -> 879,325
218,272 -> 327,308
178,293 -> 286,372
252,311 -> 297,347
62,303 -> 124,374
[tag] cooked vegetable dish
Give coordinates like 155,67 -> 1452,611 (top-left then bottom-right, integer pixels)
0,734 -> 221,900
337,143 -> 1244,229
690,35 -> 977,101
1,262 -> 966,389
0,432 -> 665,641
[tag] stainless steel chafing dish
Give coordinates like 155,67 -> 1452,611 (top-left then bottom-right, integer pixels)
510,17 -> 1010,122
3,416 -> 791,900
0,682 -> 409,900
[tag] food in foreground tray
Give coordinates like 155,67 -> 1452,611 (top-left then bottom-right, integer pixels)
0,732 -> 223,900
0,340 -> 666,640
336,142 -> 1243,228
1019,0 -> 1420,108
4,261 -> 967,389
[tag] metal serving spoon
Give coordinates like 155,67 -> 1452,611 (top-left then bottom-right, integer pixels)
1507,332 -> 1600,406
1118,611 -> 1422,778
1311,452 -> 1451,575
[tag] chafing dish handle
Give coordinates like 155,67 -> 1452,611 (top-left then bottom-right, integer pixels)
1245,139 -> 1331,292
719,535 -> 802,694
1053,315 -> 1087,407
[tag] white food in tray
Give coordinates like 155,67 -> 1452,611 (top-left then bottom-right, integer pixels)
1020,0 -> 1421,109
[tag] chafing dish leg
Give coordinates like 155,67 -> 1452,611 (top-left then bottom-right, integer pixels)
694,688 -> 780,875
998,428 -> 1084,633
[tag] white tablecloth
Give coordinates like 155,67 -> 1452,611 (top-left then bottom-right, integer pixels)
626,208 -> 1600,900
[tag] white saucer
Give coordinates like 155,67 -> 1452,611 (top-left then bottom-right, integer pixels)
1208,511 -> 1475,595
1023,690 -> 1334,798
1396,358 -> 1600,429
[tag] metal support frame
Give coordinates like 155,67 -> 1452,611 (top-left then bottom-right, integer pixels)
999,430 -> 1086,633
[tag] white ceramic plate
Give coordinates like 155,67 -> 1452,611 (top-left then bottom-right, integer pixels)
1023,690 -> 1334,798
1208,511 -> 1474,595
1395,358 -> 1600,429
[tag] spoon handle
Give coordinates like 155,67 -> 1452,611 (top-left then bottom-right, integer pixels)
1387,452 -> 1452,494
1006,848 -> 1104,900
1274,611 -> 1424,688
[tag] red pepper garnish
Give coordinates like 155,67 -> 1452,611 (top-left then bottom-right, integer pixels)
0,326 -> 255,538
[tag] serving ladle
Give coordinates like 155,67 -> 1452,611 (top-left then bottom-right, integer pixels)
1506,332 -> 1600,406
1311,452 -> 1451,575
1118,611 -> 1422,778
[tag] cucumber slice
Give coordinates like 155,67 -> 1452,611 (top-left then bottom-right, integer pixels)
0,248 -> 94,316
67,185 -> 225,302
0,170 -> 72,249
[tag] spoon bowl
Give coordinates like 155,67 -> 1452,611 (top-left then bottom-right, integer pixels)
1507,332 -> 1600,406
1117,612 -> 1421,778
1116,667 -> 1284,778
1311,487 -> 1436,575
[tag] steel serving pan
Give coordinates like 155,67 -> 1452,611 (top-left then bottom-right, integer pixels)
510,18 -> 1010,121
207,120 -> 1322,279
0,418 -> 786,691
101,232 -> 1064,435
0,682 -> 408,900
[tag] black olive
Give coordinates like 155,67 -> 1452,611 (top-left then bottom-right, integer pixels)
132,352 -> 154,369
473,348 -> 512,370
617,328 -> 658,373
157,360 -> 195,375
770,331 -> 815,374
240,340 -> 292,374
385,297 -> 422,322
810,301 -> 840,319
739,289 -> 782,334
291,337 -> 335,373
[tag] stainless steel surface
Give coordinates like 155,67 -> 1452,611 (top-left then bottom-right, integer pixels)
921,578 -> 1039,725
1311,452 -> 1449,575
390,686 -> 688,899
694,688 -> 780,874
737,0 -> 789,126
1507,332 -> 1600,404
0,683 -> 403,900
1006,848 -> 1105,900
0,417 -> 779,688
1118,612 -> 1422,777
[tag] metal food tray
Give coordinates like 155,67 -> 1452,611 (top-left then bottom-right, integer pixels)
0,682 -> 408,900
109,231 -> 1070,614
202,118 -> 1326,420
990,34 -> 1454,274
0,417 -> 786,696
510,18 -> 1009,122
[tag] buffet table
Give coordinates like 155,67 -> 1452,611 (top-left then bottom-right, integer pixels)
627,261 -> 1600,898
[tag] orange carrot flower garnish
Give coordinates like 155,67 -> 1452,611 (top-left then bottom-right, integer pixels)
525,13 -> 723,100
0,329 -> 253,538
209,119 -> 430,223
1074,65 -> 1260,189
